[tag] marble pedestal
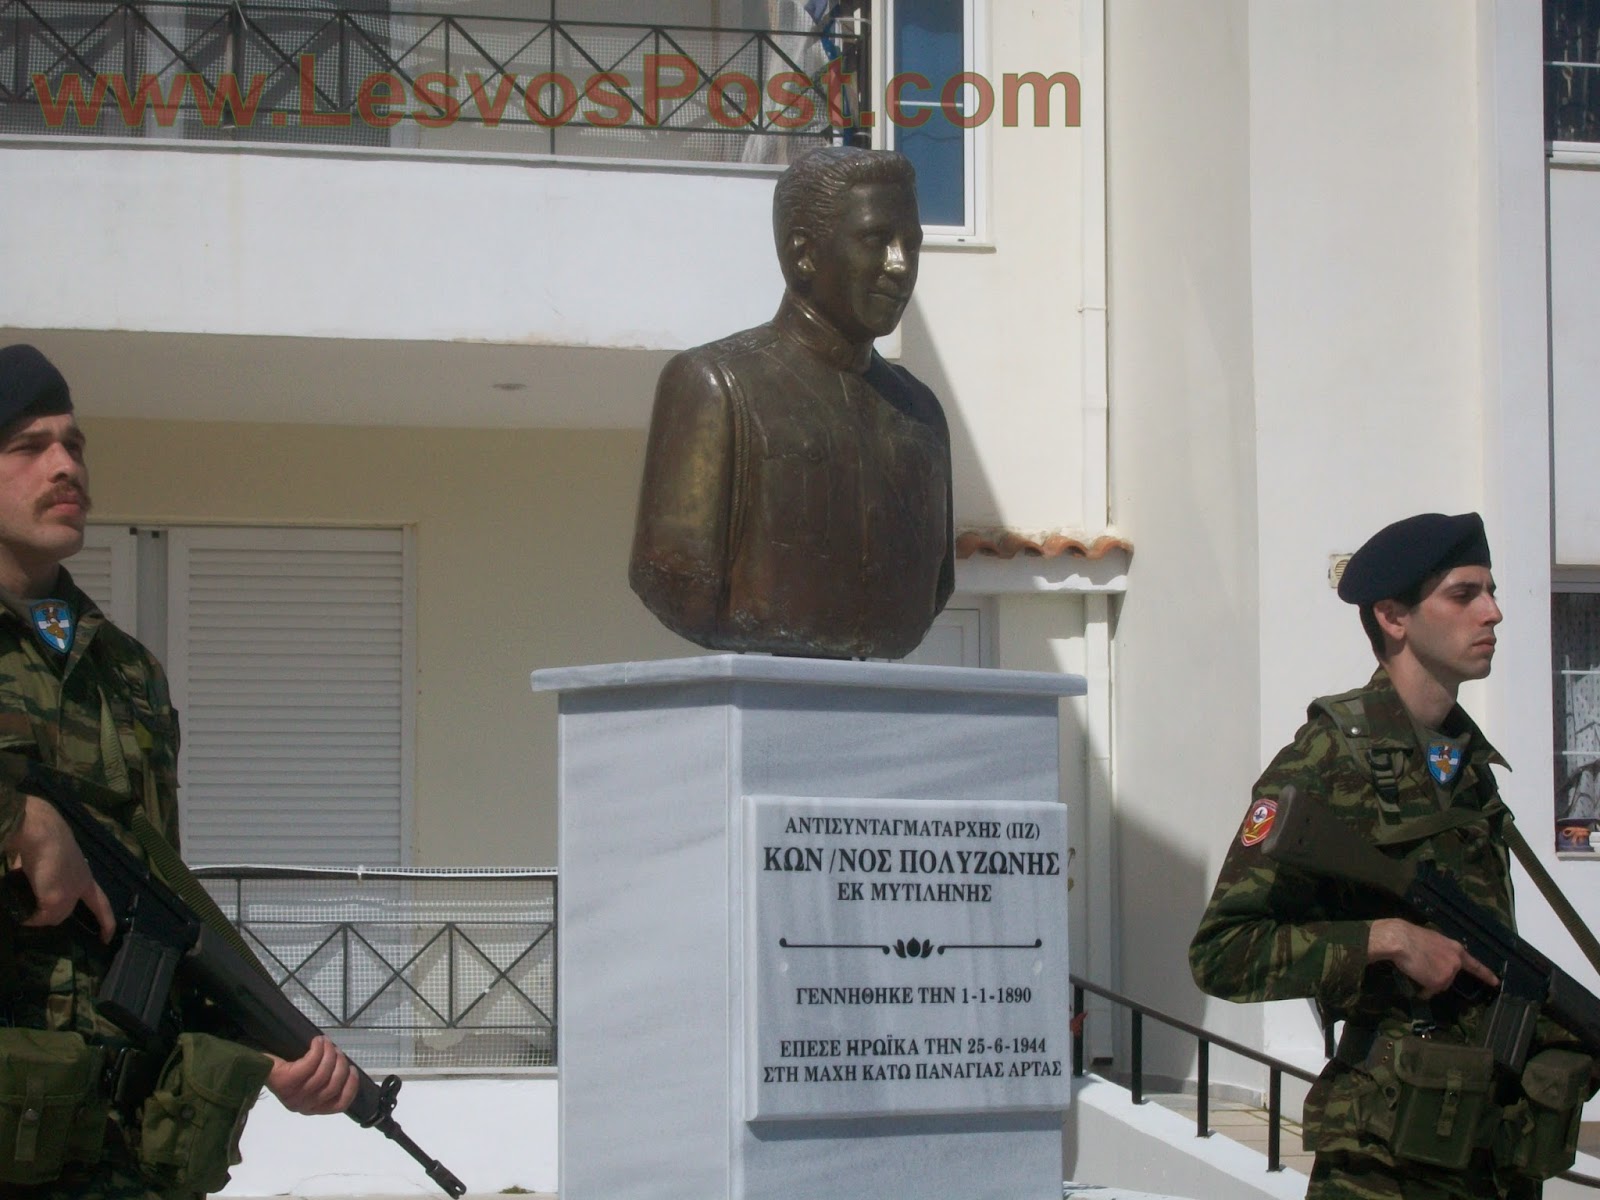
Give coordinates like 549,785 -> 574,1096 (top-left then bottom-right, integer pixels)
531,655 -> 1085,1200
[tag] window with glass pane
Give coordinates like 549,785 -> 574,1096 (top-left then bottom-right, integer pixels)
893,0 -> 968,229
1553,590 -> 1600,852
1547,0 -> 1600,142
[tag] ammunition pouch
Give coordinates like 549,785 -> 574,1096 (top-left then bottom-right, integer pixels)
1388,1036 -> 1496,1170
1332,1026 -> 1595,1179
1493,1048 -> 1593,1181
137,1031 -> 272,1193
0,1028 -> 108,1184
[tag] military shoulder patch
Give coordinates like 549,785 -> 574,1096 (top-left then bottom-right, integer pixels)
1240,798 -> 1277,847
29,599 -> 74,655
1427,741 -> 1463,786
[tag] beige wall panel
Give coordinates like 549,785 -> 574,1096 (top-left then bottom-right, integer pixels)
82,419 -> 696,868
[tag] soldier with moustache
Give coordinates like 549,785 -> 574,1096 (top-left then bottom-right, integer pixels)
0,345 -> 357,1199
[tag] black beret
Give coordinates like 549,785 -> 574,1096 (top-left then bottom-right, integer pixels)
0,345 -> 72,429
1338,512 -> 1491,605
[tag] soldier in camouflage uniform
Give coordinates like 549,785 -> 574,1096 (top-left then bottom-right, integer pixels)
1190,512 -> 1592,1199
0,346 -> 358,1199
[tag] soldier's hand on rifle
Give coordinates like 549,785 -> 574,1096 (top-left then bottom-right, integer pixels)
4,793 -> 115,942
267,1034 -> 358,1116
1368,917 -> 1499,999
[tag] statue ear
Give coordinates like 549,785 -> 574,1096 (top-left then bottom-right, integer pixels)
786,230 -> 814,284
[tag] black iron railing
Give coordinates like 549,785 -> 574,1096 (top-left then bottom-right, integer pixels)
1072,976 -> 1600,1188
1072,975 -> 1318,1173
0,1 -> 866,157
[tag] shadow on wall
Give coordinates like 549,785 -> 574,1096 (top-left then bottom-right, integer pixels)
1086,799 -> 1219,1088
897,297 -> 1004,529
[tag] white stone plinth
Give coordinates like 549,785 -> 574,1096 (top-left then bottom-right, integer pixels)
532,655 -> 1085,1200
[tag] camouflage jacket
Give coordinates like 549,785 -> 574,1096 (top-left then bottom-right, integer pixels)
1190,666 -> 1513,1018
0,567 -> 183,1036
1189,667 -> 1523,1156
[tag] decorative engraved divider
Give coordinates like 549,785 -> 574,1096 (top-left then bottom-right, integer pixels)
194,865 -> 556,1072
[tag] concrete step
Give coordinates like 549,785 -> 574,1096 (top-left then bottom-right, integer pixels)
1139,1089 -> 1315,1176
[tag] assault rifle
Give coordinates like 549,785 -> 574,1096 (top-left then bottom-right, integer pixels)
0,761 -> 467,1198
1260,785 -> 1600,1074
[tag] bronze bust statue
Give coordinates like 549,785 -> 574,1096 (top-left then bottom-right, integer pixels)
629,146 -> 954,660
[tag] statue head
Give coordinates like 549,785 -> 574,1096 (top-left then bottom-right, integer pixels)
773,147 -> 922,343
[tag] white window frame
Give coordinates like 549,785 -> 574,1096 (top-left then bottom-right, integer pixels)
876,0 -> 990,244
898,594 -> 996,668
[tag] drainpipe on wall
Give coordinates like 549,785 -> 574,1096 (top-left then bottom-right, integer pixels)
1078,0 -> 1117,1064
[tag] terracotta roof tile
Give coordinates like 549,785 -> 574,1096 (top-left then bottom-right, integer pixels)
955,529 -> 1133,561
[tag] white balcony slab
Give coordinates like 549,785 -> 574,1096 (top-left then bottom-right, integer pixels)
3,145 -> 783,351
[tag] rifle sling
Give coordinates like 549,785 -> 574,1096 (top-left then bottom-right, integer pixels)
1369,805 -> 1487,848
127,809 -> 276,984
1502,818 -> 1600,980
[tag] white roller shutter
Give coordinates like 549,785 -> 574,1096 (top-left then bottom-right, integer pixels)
164,527 -> 412,867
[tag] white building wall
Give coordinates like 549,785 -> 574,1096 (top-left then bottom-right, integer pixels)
1106,0 -> 1263,1076
907,0 -> 1093,531
1246,0 -> 1488,1074
1109,0 -> 1583,1107
1476,3 -> 1600,1095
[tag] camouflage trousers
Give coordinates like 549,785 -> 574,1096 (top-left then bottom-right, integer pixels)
9,1119 -> 201,1200
1309,1150 -> 1541,1200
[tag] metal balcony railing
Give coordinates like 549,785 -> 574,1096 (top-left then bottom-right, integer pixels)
0,1 -> 868,160
195,864 -> 556,1073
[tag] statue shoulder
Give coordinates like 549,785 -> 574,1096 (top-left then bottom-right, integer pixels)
656,325 -> 781,402
704,323 -> 781,361
866,355 -> 949,436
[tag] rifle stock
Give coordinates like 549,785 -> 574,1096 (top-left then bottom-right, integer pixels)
3,762 -> 467,1198
1261,785 -> 1600,1073
1259,786 -> 1415,898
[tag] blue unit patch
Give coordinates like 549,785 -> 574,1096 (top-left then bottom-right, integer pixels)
1427,741 -> 1463,786
29,599 -> 73,655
